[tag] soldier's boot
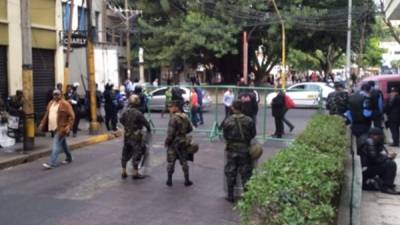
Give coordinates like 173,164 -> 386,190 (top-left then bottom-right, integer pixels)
121,168 -> 128,179
166,173 -> 173,187
184,171 -> 193,187
132,168 -> 145,180
226,185 -> 235,203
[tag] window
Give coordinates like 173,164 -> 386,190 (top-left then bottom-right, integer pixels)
62,3 -> 71,32
388,81 -> 400,93
306,85 -> 321,92
153,89 -> 166,96
289,85 -> 305,91
77,6 -> 88,32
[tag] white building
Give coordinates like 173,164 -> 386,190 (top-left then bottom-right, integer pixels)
380,41 -> 400,67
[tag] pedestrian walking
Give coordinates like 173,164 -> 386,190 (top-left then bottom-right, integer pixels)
39,90 -> 75,169
221,100 -> 256,202
283,93 -> 295,132
195,87 -> 204,125
385,87 -> 400,147
152,78 -> 159,87
368,81 -> 385,128
103,83 -> 118,131
223,88 -> 234,119
161,87 -> 172,118
190,88 -> 199,127
359,128 -> 400,194
164,101 -> 194,187
271,91 -> 286,138
326,82 -> 349,116
120,95 -> 152,179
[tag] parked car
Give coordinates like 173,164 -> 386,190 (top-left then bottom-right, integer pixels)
148,87 -> 212,111
266,82 -> 334,108
358,75 -> 400,102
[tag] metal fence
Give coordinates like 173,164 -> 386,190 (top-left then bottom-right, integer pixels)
142,85 -> 324,142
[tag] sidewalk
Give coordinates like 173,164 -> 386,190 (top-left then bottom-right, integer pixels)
0,121 -> 122,170
361,145 -> 400,225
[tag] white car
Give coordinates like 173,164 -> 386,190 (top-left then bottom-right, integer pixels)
266,82 -> 334,108
148,87 -> 212,111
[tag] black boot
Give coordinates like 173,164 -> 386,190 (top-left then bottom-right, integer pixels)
166,173 -> 173,187
184,171 -> 193,187
226,186 -> 235,203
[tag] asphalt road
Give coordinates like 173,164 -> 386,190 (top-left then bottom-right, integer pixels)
0,109 -> 316,225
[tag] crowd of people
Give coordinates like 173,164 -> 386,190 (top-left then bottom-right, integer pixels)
327,80 -> 400,194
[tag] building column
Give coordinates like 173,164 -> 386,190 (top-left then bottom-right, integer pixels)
7,0 -> 23,95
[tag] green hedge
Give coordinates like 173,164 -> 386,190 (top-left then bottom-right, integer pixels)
237,115 -> 349,225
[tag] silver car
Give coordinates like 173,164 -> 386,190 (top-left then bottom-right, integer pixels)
148,87 -> 212,111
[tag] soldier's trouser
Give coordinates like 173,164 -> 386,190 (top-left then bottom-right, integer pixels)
121,140 -> 144,170
167,144 -> 189,175
364,160 -> 397,188
224,151 -> 253,189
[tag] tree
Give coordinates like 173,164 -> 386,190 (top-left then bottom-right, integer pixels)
287,49 -> 320,72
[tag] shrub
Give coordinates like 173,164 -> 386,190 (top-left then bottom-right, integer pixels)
237,115 -> 349,225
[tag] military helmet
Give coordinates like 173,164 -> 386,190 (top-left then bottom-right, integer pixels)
128,94 -> 141,106
187,143 -> 199,154
249,143 -> 263,160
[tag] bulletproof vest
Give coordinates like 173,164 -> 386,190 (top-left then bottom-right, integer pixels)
224,114 -> 251,143
175,113 -> 191,136
348,93 -> 370,123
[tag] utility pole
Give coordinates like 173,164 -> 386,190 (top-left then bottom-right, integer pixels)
20,0 -> 35,151
242,32 -> 248,84
86,0 -> 100,133
64,0 -> 75,93
271,0 -> 286,89
125,0 -> 131,80
345,0 -> 353,87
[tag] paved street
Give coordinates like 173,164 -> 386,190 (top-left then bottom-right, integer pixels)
0,109 -> 315,225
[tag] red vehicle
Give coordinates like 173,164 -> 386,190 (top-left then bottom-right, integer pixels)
360,75 -> 400,102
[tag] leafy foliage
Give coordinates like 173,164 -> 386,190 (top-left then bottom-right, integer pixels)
237,115 -> 349,225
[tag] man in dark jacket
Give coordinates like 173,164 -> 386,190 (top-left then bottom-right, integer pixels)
345,83 -> 373,147
385,87 -> 400,147
238,85 -> 258,123
103,83 -> 118,131
368,81 -> 384,128
65,83 -> 81,137
120,95 -> 152,179
271,91 -> 286,138
221,100 -> 256,202
359,128 -> 399,194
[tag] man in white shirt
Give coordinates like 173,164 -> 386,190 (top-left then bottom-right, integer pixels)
223,88 -> 234,119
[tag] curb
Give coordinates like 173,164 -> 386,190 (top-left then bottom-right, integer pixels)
0,131 -> 122,170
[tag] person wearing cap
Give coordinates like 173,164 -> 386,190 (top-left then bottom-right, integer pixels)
164,100 -> 194,187
359,128 -> 399,194
39,90 -> 75,169
385,87 -> 400,147
326,82 -> 349,116
119,94 -> 152,179
221,100 -> 256,202
65,82 -> 81,137
368,81 -> 385,129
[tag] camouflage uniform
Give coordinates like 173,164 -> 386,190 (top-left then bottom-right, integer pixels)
326,90 -> 349,116
120,106 -> 151,172
165,112 -> 193,186
221,113 -> 256,200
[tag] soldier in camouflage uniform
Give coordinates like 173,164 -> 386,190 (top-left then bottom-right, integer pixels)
120,95 -> 152,179
164,101 -> 194,187
326,82 -> 349,116
221,101 -> 256,202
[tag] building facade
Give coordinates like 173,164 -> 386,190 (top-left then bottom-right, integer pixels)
0,0 -> 64,118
